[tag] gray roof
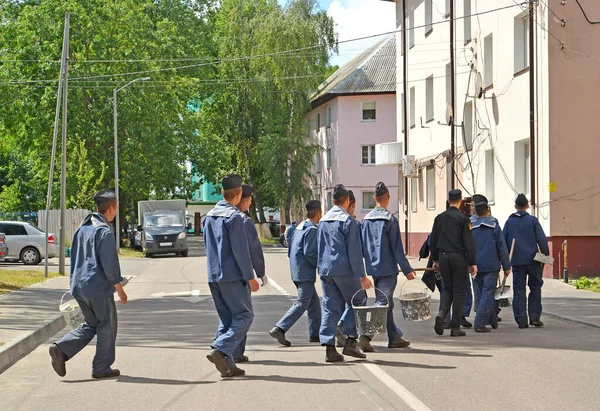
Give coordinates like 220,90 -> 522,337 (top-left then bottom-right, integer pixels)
311,35 -> 396,108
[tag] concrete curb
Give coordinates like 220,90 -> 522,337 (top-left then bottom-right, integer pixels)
0,313 -> 66,374
543,311 -> 600,330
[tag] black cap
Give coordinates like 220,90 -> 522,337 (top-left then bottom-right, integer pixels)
241,184 -> 253,198
448,189 -> 462,202
222,174 -> 242,190
333,184 -> 349,201
375,182 -> 389,197
472,194 -> 488,207
305,200 -> 321,212
93,189 -> 116,206
348,190 -> 356,204
515,193 -> 529,208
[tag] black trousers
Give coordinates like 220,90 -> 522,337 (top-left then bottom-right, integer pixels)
438,252 -> 469,329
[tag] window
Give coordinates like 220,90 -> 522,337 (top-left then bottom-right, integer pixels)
411,179 -> 418,212
316,151 -> 322,173
317,113 -> 321,130
463,101 -> 473,150
361,145 -> 376,165
425,0 -> 433,35
401,93 -> 405,132
327,148 -> 332,169
484,34 -> 494,88
327,192 -> 333,209
426,76 -> 434,122
464,0 -> 471,43
362,192 -> 376,210
408,9 -> 415,49
362,101 -> 376,121
1,223 -> 27,236
515,141 -> 530,197
426,166 -> 436,210
485,149 -> 495,202
410,87 -> 416,128
514,14 -> 529,73
326,107 -> 332,127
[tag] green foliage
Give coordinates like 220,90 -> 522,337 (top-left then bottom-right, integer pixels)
573,276 -> 600,292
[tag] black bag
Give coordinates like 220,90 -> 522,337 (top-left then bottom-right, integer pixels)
418,235 -> 430,260
279,233 -> 287,248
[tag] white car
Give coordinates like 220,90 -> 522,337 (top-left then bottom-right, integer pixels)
0,221 -> 58,265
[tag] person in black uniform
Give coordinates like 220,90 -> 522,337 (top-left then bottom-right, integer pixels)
430,189 -> 477,337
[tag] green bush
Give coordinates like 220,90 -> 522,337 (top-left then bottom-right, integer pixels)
573,276 -> 592,289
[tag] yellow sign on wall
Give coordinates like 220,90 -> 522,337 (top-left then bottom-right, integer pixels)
548,182 -> 556,193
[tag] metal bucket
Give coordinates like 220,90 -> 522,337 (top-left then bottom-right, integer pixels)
398,279 -> 432,321
59,292 -> 84,330
352,288 -> 389,335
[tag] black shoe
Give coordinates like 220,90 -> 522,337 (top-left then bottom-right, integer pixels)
434,315 -> 444,336
269,326 -> 291,347
491,323 -> 499,330
234,355 -> 249,363
474,327 -> 491,333
388,337 -> 411,348
309,336 -> 320,343
325,345 -> 344,363
226,367 -> 246,377
342,338 -> 367,359
443,323 -> 452,330
49,344 -> 67,377
518,323 -> 529,329
450,328 -> 466,337
358,335 -> 375,352
335,324 -> 346,348
92,369 -> 120,379
496,316 -> 502,323
461,317 -> 473,328
207,349 -> 231,377
530,320 -> 544,327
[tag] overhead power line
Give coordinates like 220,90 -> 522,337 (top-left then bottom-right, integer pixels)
575,0 -> 600,24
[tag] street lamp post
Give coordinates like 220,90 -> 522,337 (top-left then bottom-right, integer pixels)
113,77 -> 150,252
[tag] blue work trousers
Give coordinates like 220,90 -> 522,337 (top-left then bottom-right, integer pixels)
56,295 -> 117,374
473,277 -> 501,316
276,281 -> 321,337
473,271 -> 499,329
512,263 -> 544,325
209,280 -> 254,366
366,275 -> 403,341
442,276 -> 473,324
319,276 -> 366,346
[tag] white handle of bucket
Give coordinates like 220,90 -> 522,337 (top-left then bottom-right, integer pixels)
399,278 -> 432,297
351,287 -> 389,308
60,291 -> 70,307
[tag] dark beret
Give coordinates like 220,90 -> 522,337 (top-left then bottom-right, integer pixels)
472,194 -> 488,207
93,189 -> 116,206
375,182 -> 389,197
222,174 -> 242,190
333,184 -> 349,201
305,200 -> 321,212
241,184 -> 253,198
515,193 -> 529,207
448,189 -> 462,202
348,190 -> 356,203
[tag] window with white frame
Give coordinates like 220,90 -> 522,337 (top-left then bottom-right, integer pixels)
362,192 -> 376,210
463,101 -> 473,150
426,75 -> 434,122
484,34 -> 494,88
408,9 -> 415,48
316,151 -> 322,173
464,0 -> 471,43
514,13 -> 529,73
362,101 -> 376,121
411,178 -> 418,212
361,145 -> 376,165
401,93 -> 405,132
317,113 -> 321,130
485,149 -> 495,202
327,192 -> 333,209
515,140 -> 530,197
410,86 -> 416,128
327,148 -> 332,169
425,0 -> 433,35
426,166 -> 436,210
326,107 -> 332,127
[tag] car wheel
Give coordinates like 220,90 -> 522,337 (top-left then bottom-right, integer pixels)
21,247 -> 41,265
181,250 -> 188,257
144,251 -> 151,258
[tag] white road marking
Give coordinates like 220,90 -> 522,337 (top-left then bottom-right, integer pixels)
362,363 -> 432,411
267,277 -> 291,297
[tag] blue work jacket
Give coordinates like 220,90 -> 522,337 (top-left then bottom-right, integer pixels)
470,214 -> 511,273
289,219 -> 318,282
241,213 -> 265,278
317,206 -> 366,279
503,210 -> 550,266
203,201 -> 254,283
70,213 -> 123,299
362,207 -> 413,276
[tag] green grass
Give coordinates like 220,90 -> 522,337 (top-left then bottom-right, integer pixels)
118,248 -> 144,258
0,270 -> 60,295
260,237 -> 279,245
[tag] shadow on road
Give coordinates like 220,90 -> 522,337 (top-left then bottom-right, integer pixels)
62,375 -> 216,386
226,374 -> 360,384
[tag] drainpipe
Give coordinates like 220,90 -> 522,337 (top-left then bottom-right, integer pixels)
402,0 -> 409,251
450,0 -> 456,190
529,1 -> 536,209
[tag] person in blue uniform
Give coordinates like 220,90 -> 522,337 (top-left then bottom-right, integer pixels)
359,182 -> 417,352
204,174 -> 259,378
270,200 -> 323,346
469,195 -> 511,332
49,190 -> 127,379
430,189 -> 477,337
503,194 -> 550,328
284,221 -> 297,247
318,184 -> 372,362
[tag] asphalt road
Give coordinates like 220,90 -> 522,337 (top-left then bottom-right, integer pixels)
1,245 -> 599,411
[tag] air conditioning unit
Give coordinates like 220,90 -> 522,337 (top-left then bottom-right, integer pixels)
402,155 -> 418,178
375,142 -> 403,166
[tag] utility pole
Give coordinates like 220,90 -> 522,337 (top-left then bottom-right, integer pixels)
529,1 -> 536,210
401,0 -> 409,251
59,12 -> 70,276
44,12 -> 68,279
450,0 -> 456,190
